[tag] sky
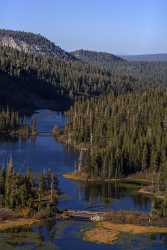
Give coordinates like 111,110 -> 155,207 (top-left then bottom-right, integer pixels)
1,0 -> 167,55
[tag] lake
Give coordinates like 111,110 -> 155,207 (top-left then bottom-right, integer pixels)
0,109 -> 166,250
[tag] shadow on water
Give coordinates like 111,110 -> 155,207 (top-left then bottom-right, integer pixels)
81,181 -> 151,212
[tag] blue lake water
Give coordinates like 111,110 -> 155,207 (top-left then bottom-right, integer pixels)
0,109 -> 166,250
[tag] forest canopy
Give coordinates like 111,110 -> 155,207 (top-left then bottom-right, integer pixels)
0,45 -> 167,110
64,88 -> 167,185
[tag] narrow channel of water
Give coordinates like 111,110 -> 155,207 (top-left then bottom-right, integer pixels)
0,109 -> 166,250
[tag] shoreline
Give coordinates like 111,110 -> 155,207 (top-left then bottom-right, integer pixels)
64,172 -> 167,200
63,172 -> 151,185
56,133 -> 157,187
0,213 -> 62,232
138,187 -> 166,200
63,209 -> 167,227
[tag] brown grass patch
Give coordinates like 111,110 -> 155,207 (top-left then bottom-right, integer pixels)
0,218 -> 39,231
101,222 -> 167,234
84,227 -> 119,244
84,222 -> 167,245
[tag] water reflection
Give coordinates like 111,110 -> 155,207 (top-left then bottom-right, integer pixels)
0,110 -> 166,250
77,181 -> 151,212
1,220 -> 167,250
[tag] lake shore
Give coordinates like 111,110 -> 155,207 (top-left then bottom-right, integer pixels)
56,131 -> 157,188
0,212 -> 62,232
63,209 -> 167,227
63,172 -> 151,185
64,172 -> 167,202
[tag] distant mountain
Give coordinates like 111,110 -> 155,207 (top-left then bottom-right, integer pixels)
0,29 -> 76,61
71,49 -> 124,66
122,54 -> 167,62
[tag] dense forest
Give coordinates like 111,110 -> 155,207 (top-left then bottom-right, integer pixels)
0,158 -> 58,216
1,45 -> 167,111
71,50 -> 167,87
0,46 -> 136,99
63,88 -> 167,188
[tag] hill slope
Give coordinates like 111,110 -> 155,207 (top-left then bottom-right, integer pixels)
0,29 -> 76,61
71,49 -> 124,66
0,45 -> 139,111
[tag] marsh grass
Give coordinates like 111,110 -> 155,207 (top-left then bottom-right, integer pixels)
84,222 -> 167,245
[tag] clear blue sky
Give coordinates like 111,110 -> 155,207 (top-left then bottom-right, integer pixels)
1,0 -> 167,54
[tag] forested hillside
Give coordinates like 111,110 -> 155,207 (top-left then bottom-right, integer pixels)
1,45 -> 167,109
71,49 -> 124,66
0,30 -> 167,111
64,88 -> 167,183
0,29 -> 75,60
71,50 -> 167,83
0,46 -> 138,110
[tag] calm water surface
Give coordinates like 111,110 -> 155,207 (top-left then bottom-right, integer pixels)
0,109 -> 166,250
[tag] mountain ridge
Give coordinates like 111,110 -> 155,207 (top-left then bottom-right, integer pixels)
0,29 -> 76,61
122,53 -> 167,62
71,49 -> 124,66
1,29 -> 166,63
